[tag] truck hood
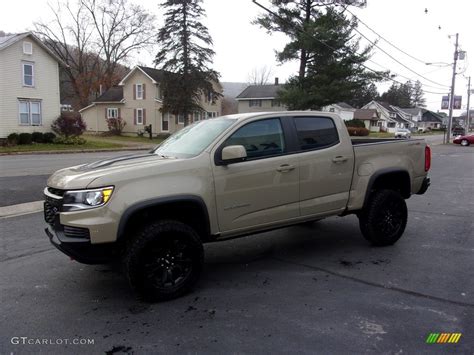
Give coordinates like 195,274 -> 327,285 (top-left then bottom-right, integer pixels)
47,153 -> 176,190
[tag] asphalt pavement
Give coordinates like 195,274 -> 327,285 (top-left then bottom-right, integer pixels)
0,151 -> 143,206
0,141 -> 473,354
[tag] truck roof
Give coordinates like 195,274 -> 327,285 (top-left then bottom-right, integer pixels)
221,111 -> 339,122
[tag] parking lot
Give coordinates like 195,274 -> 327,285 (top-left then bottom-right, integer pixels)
0,143 -> 473,354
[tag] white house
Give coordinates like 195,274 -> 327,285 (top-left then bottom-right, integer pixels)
0,32 -> 64,138
362,101 -> 411,133
235,79 -> 287,113
322,102 -> 356,121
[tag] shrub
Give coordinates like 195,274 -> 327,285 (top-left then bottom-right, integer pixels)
344,119 -> 365,128
31,132 -> 44,143
7,133 -> 19,145
18,133 -> 33,145
347,127 -> 370,136
51,112 -> 86,137
53,136 -> 86,145
106,117 -> 126,135
43,132 -> 56,143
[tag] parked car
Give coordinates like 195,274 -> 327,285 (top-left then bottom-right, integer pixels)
395,128 -> 411,139
452,127 -> 466,137
453,134 -> 474,146
44,112 -> 431,301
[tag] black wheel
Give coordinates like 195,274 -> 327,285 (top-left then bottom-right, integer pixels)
461,139 -> 470,146
358,190 -> 408,246
124,220 -> 203,302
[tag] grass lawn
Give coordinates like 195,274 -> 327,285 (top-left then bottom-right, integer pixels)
368,132 -> 394,138
0,140 -> 123,153
85,134 -> 165,145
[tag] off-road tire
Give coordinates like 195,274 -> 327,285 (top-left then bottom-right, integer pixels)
358,189 -> 408,246
123,220 -> 204,302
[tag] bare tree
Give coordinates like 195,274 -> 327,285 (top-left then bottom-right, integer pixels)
35,1 -> 100,109
35,0 -> 156,109
247,65 -> 274,85
81,0 -> 156,90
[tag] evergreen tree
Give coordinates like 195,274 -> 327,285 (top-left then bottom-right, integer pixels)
380,81 -> 423,108
411,81 -> 426,108
254,3 -> 384,110
348,83 -> 379,108
155,0 -> 221,125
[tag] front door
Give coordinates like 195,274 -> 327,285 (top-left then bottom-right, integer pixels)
213,117 -> 300,233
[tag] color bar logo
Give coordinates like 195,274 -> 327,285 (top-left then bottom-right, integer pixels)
426,333 -> 462,344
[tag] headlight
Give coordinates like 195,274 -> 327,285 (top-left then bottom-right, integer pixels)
62,186 -> 114,212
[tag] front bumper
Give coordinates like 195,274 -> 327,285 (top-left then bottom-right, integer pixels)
45,225 -> 118,265
416,177 -> 430,195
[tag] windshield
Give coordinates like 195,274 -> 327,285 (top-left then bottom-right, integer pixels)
153,118 -> 236,158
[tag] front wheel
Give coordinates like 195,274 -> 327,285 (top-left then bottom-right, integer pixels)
461,139 -> 470,146
358,190 -> 408,246
123,220 -> 204,302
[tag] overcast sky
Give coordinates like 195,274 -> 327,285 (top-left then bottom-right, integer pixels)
1,0 -> 472,112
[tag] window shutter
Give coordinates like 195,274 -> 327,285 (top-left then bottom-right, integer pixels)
133,84 -> 136,100
143,84 -> 146,99
118,107 -> 121,118
143,109 -> 147,125
105,108 -> 108,119
134,109 -> 137,125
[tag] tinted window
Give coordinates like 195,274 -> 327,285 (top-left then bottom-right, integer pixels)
294,117 -> 339,150
225,118 -> 285,159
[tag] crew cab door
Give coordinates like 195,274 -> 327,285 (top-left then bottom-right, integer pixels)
212,117 -> 299,233
291,115 -> 354,216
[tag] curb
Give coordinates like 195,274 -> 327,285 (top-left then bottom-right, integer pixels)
0,201 -> 43,219
0,147 -> 152,156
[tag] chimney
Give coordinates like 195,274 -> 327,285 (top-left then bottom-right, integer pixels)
275,77 -> 279,85
99,84 -> 103,95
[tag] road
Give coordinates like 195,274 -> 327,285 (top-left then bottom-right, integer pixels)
0,151 -> 142,206
1,142 -> 473,354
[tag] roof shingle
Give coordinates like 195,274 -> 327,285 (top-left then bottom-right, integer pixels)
95,86 -> 123,102
236,84 -> 281,99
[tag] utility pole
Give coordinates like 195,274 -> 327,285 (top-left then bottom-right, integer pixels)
466,76 -> 471,133
446,33 -> 459,144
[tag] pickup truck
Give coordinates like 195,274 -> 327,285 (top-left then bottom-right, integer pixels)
44,112 -> 431,301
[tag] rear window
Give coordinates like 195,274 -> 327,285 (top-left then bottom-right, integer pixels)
294,116 -> 339,150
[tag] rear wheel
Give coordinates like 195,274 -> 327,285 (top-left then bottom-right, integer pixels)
461,139 -> 470,146
358,190 -> 408,246
124,220 -> 203,302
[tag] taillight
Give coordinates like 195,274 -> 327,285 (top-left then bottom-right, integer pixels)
425,145 -> 431,172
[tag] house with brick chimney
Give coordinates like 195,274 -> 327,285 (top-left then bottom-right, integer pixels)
235,78 -> 287,113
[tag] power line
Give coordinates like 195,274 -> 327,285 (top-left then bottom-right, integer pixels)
327,5 -> 451,89
251,0 -> 448,95
344,7 -> 429,65
367,58 -> 450,91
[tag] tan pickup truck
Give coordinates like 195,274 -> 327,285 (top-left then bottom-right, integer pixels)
44,112 -> 431,301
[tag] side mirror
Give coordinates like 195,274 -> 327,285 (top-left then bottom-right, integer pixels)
221,145 -> 247,164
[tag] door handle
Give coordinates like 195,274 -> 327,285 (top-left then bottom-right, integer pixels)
277,164 -> 295,172
332,156 -> 348,163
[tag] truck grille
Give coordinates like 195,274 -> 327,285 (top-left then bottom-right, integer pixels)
44,187 -> 64,225
47,187 -> 65,197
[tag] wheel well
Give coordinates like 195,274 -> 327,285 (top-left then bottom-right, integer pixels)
118,199 -> 211,243
369,171 -> 411,199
